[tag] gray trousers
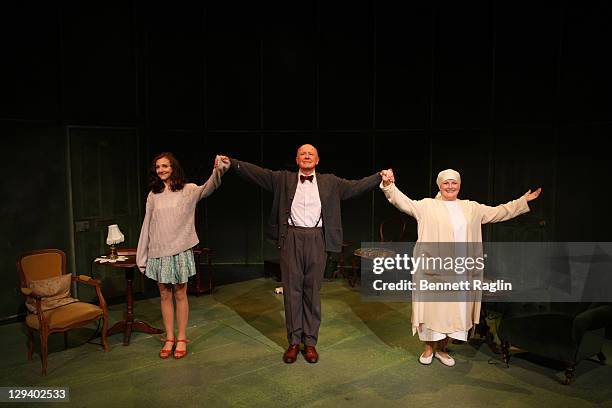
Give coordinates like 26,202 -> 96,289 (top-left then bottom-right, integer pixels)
280,226 -> 327,346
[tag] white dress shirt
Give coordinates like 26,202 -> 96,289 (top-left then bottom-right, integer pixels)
289,171 -> 323,227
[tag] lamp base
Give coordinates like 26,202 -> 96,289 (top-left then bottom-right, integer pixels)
109,244 -> 118,260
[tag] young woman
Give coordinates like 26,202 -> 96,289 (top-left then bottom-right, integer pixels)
137,152 -> 228,359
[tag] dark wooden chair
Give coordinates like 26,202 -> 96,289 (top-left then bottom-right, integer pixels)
379,217 -> 407,242
499,302 -> 612,384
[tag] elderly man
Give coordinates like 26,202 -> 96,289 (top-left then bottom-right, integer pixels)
219,145 -> 385,363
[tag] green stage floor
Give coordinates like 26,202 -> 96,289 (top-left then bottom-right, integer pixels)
1,278 -> 611,407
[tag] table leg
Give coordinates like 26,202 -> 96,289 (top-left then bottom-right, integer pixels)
189,250 -> 213,296
193,251 -> 202,297
350,256 -> 357,287
107,321 -> 126,340
207,254 -> 213,294
107,267 -> 162,346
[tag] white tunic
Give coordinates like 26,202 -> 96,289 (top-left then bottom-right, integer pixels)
380,182 -> 530,336
418,200 -> 469,341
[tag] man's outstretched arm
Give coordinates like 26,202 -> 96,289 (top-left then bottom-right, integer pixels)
221,156 -> 277,192
337,172 -> 383,200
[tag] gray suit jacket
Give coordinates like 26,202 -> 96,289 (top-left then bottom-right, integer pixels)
231,159 -> 381,253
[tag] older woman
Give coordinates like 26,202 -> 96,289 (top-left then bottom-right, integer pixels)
379,168 -> 541,366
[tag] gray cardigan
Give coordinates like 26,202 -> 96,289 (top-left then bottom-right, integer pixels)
231,159 -> 381,253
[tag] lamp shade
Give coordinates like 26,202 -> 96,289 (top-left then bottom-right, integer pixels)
106,224 -> 125,245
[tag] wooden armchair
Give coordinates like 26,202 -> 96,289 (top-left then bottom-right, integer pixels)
17,249 -> 109,375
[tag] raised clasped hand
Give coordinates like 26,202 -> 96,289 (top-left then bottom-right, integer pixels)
380,169 -> 395,186
215,155 -> 230,169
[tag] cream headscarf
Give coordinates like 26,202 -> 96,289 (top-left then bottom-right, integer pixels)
435,169 -> 461,199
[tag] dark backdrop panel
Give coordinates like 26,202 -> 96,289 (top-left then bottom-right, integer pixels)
11,2 -> 61,120
555,128 -> 592,241
1,127 -> 70,319
69,128 -> 141,301
490,129 -> 556,205
261,135 -> 314,171
319,0 -> 374,129
261,2 -> 316,130
206,134 -> 263,263
489,128 -> 556,241
494,1 -> 559,125
559,1 -> 612,123
206,3 -> 261,130
143,3 -> 204,130
145,132 -> 210,182
60,1 -> 137,124
432,1 -> 493,128
319,135 -> 376,245
431,132 -> 493,204
373,133 -> 431,243
556,126 -> 611,241
375,3 -> 431,130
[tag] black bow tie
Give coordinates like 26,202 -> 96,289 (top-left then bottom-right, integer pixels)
300,175 -> 314,183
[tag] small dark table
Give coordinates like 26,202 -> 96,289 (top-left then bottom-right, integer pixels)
104,256 -> 163,345
350,247 -> 396,287
188,247 -> 214,296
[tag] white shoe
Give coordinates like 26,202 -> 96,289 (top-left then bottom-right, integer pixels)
434,352 -> 455,367
419,352 -> 433,365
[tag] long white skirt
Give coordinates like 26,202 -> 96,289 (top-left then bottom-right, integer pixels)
416,300 -> 468,342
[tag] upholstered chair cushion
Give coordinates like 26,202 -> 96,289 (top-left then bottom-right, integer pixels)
25,302 -> 103,330
26,274 -> 79,313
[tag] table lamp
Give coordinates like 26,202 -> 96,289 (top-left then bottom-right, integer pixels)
106,224 -> 125,259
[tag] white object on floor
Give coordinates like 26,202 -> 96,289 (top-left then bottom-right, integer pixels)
274,287 -> 283,295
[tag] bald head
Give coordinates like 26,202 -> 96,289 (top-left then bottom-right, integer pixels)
297,144 -> 318,156
296,144 -> 319,174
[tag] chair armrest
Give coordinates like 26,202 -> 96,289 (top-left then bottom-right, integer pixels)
73,276 -> 108,313
500,302 -> 552,319
20,288 -> 44,318
573,304 -> 612,342
73,275 -> 102,287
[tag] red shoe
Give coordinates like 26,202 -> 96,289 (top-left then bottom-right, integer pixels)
173,339 -> 190,359
159,339 -> 175,359
283,344 -> 300,364
302,345 -> 319,363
